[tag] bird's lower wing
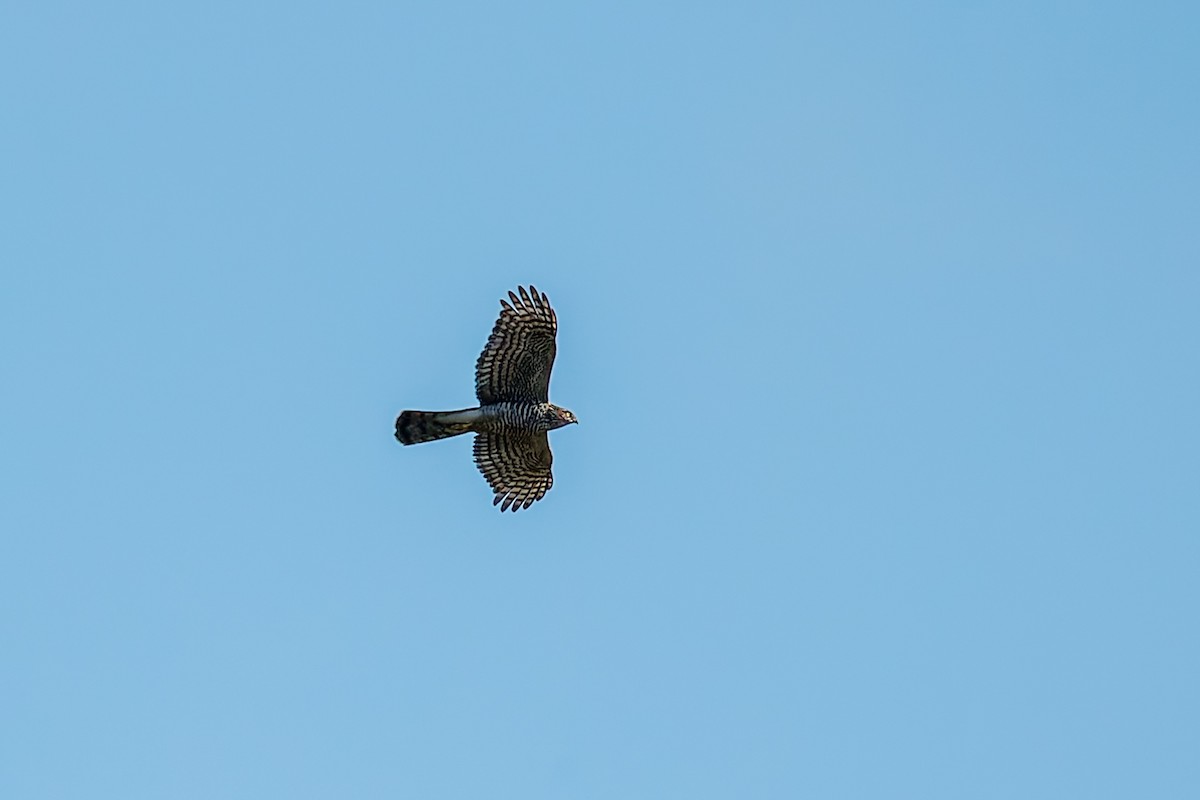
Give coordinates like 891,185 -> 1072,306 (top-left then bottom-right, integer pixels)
472,432 -> 554,512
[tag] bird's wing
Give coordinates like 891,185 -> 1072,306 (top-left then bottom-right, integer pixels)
474,285 -> 557,404
473,432 -> 554,512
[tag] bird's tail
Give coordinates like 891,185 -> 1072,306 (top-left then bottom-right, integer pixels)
394,408 -> 481,445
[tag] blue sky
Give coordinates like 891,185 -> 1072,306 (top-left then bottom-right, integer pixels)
2,2 -> 1197,797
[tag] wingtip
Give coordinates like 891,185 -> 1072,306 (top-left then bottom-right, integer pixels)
529,285 -> 549,312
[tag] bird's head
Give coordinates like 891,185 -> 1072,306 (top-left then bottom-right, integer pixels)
545,404 -> 579,429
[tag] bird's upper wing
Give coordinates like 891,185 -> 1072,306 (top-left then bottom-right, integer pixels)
473,432 -> 554,512
474,285 -> 557,404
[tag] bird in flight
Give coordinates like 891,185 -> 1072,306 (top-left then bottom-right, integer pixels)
395,285 -> 578,511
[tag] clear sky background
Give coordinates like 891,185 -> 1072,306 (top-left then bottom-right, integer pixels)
2,2 -> 1197,798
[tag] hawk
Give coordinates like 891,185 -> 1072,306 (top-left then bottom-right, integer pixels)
395,285 -> 578,511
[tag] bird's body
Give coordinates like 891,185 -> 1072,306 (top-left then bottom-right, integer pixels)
394,286 -> 577,511
395,402 -> 574,442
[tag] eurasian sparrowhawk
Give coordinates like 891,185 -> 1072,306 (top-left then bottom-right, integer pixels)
395,286 -> 577,511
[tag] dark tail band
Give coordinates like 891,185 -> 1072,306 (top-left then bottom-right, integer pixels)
395,409 -> 476,445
